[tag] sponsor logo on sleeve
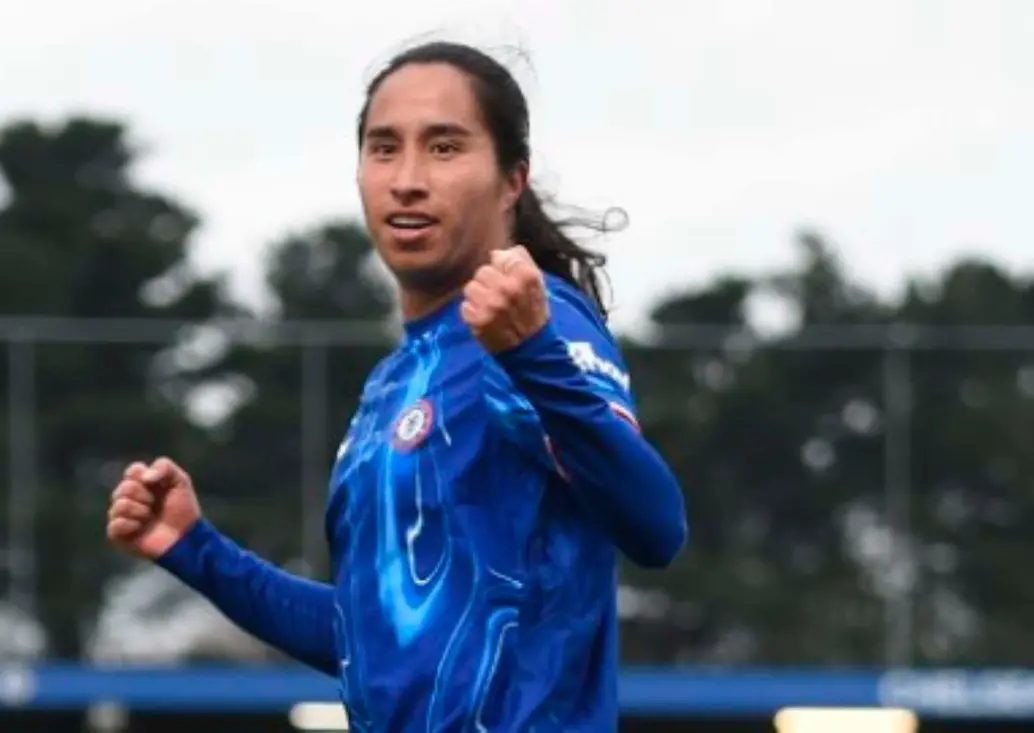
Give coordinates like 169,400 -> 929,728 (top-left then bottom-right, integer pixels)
566,341 -> 631,392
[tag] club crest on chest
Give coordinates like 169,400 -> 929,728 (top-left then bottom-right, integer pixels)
391,398 -> 434,451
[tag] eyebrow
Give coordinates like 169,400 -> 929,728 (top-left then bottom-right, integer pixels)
363,122 -> 473,143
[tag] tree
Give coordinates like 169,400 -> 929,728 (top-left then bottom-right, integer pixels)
620,233 -> 1034,666
187,222 -> 396,575
897,259 -> 1034,664
0,117 -> 235,657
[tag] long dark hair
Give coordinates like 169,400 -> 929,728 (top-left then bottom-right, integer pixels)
357,41 -> 624,320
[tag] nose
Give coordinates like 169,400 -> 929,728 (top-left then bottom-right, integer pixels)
390,151 -> 429,205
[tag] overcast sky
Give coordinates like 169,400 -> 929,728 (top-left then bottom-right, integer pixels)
2,0 -> 1032,331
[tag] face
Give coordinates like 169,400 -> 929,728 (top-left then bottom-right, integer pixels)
357,62 -> 524,294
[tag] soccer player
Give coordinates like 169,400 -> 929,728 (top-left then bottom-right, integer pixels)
106,41 -> 688,732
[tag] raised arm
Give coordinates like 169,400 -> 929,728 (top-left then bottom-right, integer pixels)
460,248 -> 688,568
106,458 -> 339,676
493,285 -> 688,567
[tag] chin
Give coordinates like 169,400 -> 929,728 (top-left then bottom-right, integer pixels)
389,254 -> 471,295
389,257 -> 453,291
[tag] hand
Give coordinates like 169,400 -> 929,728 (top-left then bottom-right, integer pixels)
106,457 -> 202,560
461,246 -> 549,353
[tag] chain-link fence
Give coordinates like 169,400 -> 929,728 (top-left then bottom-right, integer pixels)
3,317 -> 1034,668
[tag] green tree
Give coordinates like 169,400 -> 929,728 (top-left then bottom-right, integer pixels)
0,117 -> 235,657
621,234 -> 1034,667
187,222 -> 396,575
621,234 -> 897,664
898,259 -> 1034,664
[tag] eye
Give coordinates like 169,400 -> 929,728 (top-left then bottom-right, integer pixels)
367,141 -> 397,157
430,140 -> 461,158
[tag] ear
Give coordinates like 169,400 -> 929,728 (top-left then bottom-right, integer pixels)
501,160 -> 528,213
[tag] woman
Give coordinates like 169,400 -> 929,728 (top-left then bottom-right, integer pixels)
107,40 -> 687,732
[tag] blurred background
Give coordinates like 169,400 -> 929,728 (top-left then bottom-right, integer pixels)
2,0 -> 1034,731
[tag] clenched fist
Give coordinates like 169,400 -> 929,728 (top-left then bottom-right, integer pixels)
106,457 -> 201,560
461,246 -> 549,352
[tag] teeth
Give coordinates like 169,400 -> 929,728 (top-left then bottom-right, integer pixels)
389,215 -> 433,228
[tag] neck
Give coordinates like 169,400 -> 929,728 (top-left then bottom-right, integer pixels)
399,285 -> 462,321
398,239 -> 509,321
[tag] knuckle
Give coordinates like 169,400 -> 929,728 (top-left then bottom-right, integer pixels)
489,291 -> 509,311
501,276 -> 523,296
474,269 -> 494,288
120,498 -> 141,514
121,481 -> 142,498
155,456 -> 179,475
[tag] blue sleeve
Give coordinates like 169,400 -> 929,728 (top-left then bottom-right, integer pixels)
155,519 -> 338,676
492,284 -> 688,568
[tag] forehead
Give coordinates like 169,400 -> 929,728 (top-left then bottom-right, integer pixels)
365,63 -> 484,133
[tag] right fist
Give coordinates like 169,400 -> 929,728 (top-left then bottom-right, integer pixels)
106,457 -> 201,560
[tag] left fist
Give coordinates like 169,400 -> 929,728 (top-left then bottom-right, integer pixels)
461,246 -> 550,353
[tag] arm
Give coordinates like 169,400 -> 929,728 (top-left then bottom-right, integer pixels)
493,287 -> 688,568
156,519 -> 338,676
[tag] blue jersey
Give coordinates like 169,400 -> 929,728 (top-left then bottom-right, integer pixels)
158,274 -> 687,732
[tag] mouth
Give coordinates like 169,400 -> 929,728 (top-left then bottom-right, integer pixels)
385,212 -> 439,240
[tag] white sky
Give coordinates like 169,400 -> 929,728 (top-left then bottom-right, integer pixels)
1,0 -> 1032,332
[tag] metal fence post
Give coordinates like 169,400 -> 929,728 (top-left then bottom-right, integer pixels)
882,333 -> 914,666
6,334 -> 38,617
300,339 -> 329,577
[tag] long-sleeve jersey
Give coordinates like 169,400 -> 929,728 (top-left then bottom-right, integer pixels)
157,273 -> 688,732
